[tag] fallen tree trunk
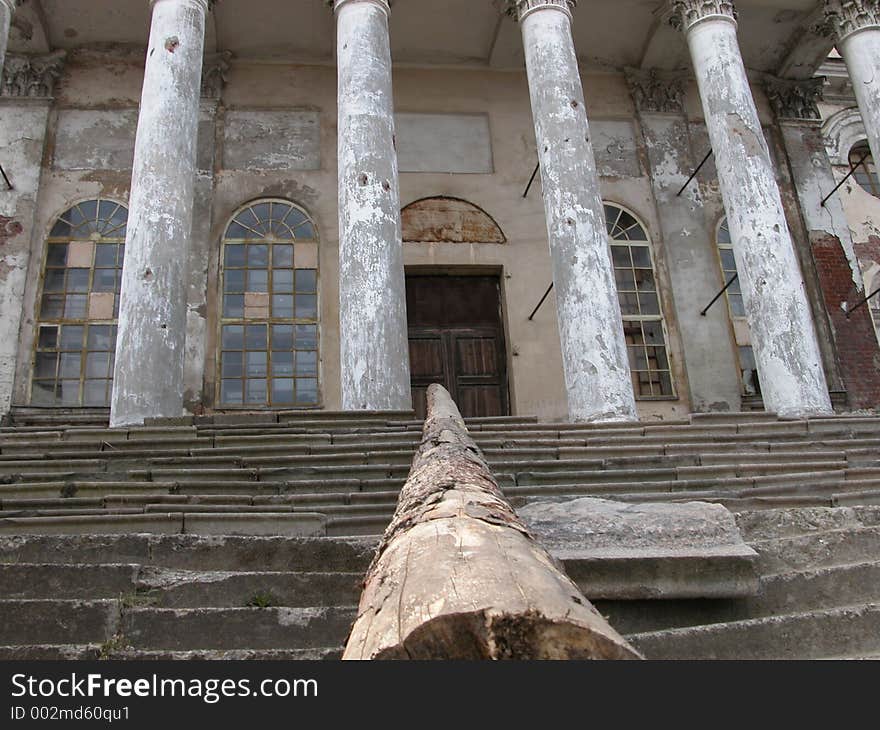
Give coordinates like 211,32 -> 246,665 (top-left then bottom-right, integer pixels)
343,384 -> 641,660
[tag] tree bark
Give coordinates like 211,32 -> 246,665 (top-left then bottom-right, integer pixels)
343,384 -> 642,660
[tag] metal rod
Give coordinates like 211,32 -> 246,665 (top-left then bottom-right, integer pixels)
0,164 -> 12,191
528,282 -> 554,321
676,149 -> 713,197
700,273 -> 738,317
845,286 -> 880,319
821,151 -> 871,207
522,162 -> 540,198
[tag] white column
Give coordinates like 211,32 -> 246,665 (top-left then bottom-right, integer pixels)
110,0 -> 211,427
331,0 -> 411,411
0,0 -> 19,81
826,1 -> 880,169
669,0 -> 833,418
508,0 -> 637,423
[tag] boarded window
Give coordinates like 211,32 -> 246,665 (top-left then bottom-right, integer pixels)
219,200 -> 320,407
31,199 -> 128,406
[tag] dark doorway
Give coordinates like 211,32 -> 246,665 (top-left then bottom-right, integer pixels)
406,274 -> 509,419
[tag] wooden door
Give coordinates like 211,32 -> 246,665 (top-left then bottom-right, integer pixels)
406,275 -> 509,419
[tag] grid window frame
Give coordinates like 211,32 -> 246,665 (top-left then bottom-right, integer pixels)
218,199 -> 320,409
30,199 -> 127,407
604,203 -> 675,400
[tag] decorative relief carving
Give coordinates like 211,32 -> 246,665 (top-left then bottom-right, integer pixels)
667,0 -> 737,32
503,0 -> 577,21
625,68 -> 687,114
763,76 -> 824,121
823,0 -> 880,42
201,51 -> 232,99
1,50 -> 65,99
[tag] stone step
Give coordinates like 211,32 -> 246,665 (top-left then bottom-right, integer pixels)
596,559 -> 880,635
135,568 -> 362,609
0,599 -> 119,645
0,511 -> 328,537
0,644 -> 102,660
750,525 -> 880,575
735,505 -> 880,542
627,602 -> 880,660
106,647 -> 343,660
0,534 -> 377,572
120,605 -> 356,651
0,563 -> 140,599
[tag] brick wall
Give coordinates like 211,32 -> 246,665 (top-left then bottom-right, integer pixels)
812,234 -> 880,409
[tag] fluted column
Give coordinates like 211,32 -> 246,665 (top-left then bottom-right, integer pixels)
668,0 -> 832,417
825,1 -> 880,171
110,0 -> 212,427
507,0 -> 638,423
330,0 -> 411,411
0,0 -> 20,81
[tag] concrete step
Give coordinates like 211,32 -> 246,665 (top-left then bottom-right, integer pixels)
627,602 -> 880,659
0,599 -> 119,645
120,606 -> 356,651
0,534 -> 377,572
596,559 -> 880,635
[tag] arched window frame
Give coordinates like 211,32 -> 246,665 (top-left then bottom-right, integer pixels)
715,217 -> 761,397
848,140 -> 880,198
30,198 -> 128,407
604,202 -> 675,399
217,199 -> 321,409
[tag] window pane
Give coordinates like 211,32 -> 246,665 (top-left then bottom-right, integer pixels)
59,380 -> 80,405
611,246 -> 630,268
67,269 -> 90,292
247,270 -> 268,292
221,351 -> 243,378
47,244 -> 67,266
60,352 -> 81,378
246,351 -> 267,377
31,381 -> 56,405
272,378 -> 295,405
272,351 -> 294,377
223,294 -> 244,318
83,380 -> 109,406
273,245 -> 294,268
222,325 -> 244,350
45,269 -> 65,292
296,378 -> 318,405
272,295 -> 294,318
245,379 -> 267,404
224,270 -> 246,293
225,244 -> 246,267
635,269 -> 656,292
34,352 -> 57,378
295,294 -> 318,319
296,350 -> 317,377
295,269 -> 317,293
221,379 -> 243,405
295,325 -> 318,350
60,326 -> 84,349
272,325 -> 294,351
274,270 -> 294,293
86,352 -> 111,378
630,247 -> 651,268
87,325 -> 114,351
728,294 -> 745,317
95,244 -> 117,267
245,325 -> 267,350
65,295 -> 88,319
38,327 -> 58,349
93,269 -> 117,292
720,249 -> 737,271
639,292 -> 660,315
247,244 -> 269,267
225,221 -> 252,239
40,295 -> 64,319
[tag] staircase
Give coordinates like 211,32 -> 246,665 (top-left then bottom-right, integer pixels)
1,408 -> 880,659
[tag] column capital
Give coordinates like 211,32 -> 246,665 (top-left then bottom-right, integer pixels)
667,0 -> 737,33
1,49 -> 65,98
823,0 -> 880,43
504,1 -> 577,23
326,0 -> 391,16
625,67 -> 688,114
762,76 -> 824,121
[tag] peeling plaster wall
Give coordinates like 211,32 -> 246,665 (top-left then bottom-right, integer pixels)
7,47 -> 846,422
0,100 -> 51,414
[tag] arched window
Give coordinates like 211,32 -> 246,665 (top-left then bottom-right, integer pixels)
218,200 -> 319,407
31,199 -> 128,406
717,218 -> 760,397
605,203 -> 674,398
849,141 -> 879,198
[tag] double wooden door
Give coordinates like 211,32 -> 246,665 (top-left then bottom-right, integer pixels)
406,275 -> 509,419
